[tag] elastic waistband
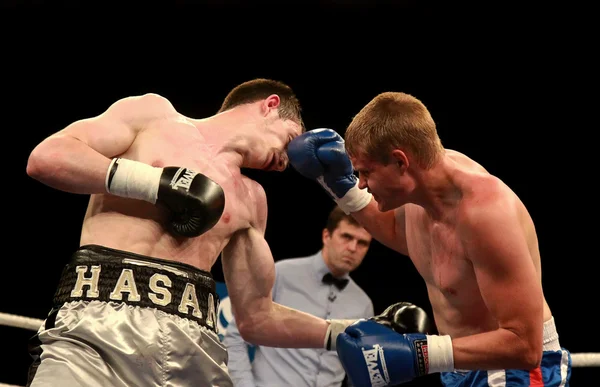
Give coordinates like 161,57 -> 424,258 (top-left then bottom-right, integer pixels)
543,316 -> 560,351
52,244 -> 219,332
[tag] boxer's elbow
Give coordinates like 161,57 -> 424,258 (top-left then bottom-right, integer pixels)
521,341 -> 543,370
515,349 -> 542,370
235,315 -> 253,342
236,313 -> 267,345
235,306 -> 271,345
27,137 -> 63,182
512,334 -> 542,370
27,134 -> 87,189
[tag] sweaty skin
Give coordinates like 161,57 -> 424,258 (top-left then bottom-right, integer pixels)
26,93 -> 328,348
350,149 -> 549,370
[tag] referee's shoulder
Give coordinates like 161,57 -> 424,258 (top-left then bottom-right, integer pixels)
274,255 -> 312,271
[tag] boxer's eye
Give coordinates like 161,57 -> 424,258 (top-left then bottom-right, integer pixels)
285,135 -> 294,149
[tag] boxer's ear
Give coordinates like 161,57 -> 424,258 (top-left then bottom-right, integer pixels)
322,228 -> 330,244
262,94 -> 280,115
391,149 -> 409,174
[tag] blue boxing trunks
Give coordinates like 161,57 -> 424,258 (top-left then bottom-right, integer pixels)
26,244 -> 232,387
440,317 -> 572,387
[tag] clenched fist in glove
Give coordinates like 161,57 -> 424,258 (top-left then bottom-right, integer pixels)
323,302 -> 432,350
287,128 -> 372,214
336,306 -> 454,387
105,158 -> 225,237
371,302 -> 432,335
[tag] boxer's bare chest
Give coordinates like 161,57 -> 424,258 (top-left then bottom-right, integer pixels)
405,206 -> 478,302
84,118 -> 254,268
136,120 -> 255,226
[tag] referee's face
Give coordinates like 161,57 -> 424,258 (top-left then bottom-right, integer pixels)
322,220 -> 372,277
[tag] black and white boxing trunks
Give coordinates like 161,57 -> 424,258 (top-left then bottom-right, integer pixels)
27,244 -> 232,387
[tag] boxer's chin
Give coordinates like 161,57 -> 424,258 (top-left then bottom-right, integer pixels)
377,199 -> 390,212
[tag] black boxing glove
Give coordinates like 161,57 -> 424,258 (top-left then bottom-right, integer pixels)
370,301 -> 432,334
105,158 -> 225,237
323,302 -> 432,351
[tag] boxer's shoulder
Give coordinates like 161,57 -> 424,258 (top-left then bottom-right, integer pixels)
211,170 -> 268,233
106,93 -> 179,124
457,175 -> 517,221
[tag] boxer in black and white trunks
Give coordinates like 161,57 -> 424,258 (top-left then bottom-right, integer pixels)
26,79 -> 383,387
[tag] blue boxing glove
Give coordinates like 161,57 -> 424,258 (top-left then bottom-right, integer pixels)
337,320 -> 455,386
287,129 -> 372,214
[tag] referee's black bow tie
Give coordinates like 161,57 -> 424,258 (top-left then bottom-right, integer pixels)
322,273 -> 349,291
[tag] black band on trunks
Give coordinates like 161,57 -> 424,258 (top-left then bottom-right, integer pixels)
53,244 -> 219,332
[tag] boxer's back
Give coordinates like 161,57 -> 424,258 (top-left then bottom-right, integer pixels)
80,110 -> 259,271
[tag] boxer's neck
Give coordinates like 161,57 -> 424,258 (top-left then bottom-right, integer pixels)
410,155 -> 462,222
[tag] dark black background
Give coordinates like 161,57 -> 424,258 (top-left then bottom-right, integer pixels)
1,2 -> 595,386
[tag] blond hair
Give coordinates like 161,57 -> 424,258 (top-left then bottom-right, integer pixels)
345,92 -> 443,168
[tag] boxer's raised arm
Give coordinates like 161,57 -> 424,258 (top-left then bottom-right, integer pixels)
288,129 -> 409,256
26,93 -> 177,194
350,200 -> 409,256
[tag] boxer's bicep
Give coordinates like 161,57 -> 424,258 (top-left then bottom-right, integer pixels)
58,93 -> 177,157
464,203 -> 543,345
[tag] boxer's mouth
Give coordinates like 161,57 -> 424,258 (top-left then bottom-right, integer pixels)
265,152 -> 288,171
266,154 -> 278,171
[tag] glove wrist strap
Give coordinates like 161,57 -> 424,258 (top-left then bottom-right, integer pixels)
333,181 -> 372,214
105,158 -> 162,204
324,319 -> 356,350
427,334 -> 454,374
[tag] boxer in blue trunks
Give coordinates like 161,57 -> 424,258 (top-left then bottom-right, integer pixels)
288,91 -> 572,386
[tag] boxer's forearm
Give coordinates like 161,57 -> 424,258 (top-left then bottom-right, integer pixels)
452,328 -> 542,370
223,227 -> 328,348
27,98 -> 145,195
350,200 -> 409,255
237,302 -> 328,349
27,133 -> 113,194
